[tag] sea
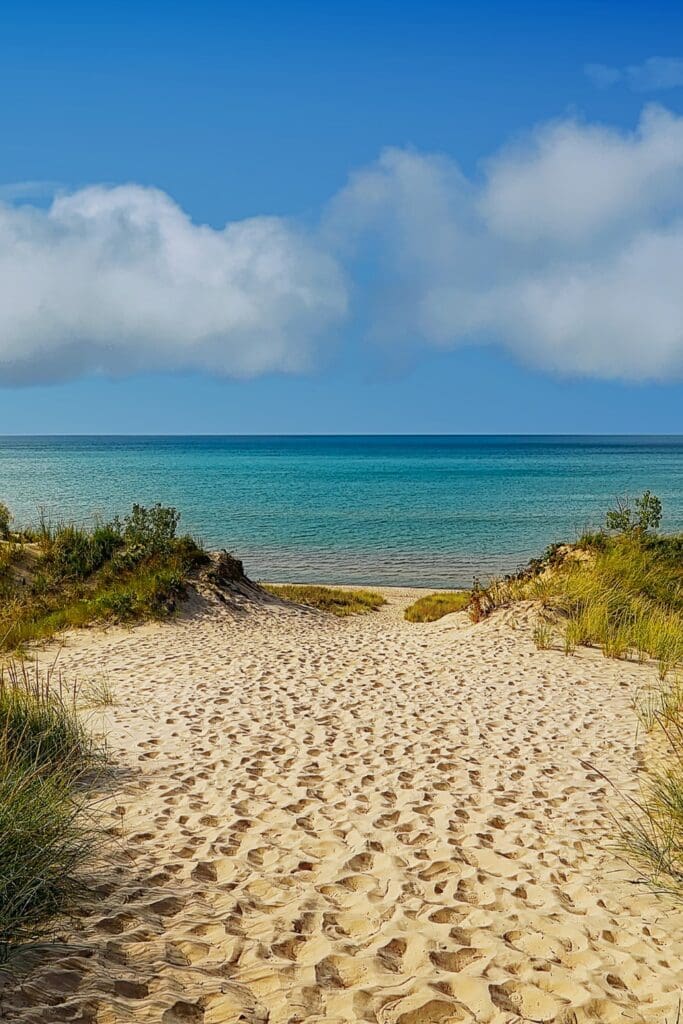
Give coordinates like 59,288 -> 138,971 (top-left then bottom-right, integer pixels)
0,435 -> 681,589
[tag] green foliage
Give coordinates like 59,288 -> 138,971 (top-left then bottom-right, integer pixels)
605,497 -> 633,533
0,504 -> 207,654
458,492 -> 683,902
635,490 -> 663,532
264,583 -> 386,616
120,503 -> 181,556
605,490 -> 663,535
514,532 -> 683,677
0,502 -> 11,540
576,529 -> 609,552
623,684 -> 683,904
404,591 -> 470,622
0,666 -> 91,774
0,663 -> 102,959
45,521 -> 123,580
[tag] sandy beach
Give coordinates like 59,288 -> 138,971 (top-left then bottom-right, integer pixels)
3,584 -> 683,1023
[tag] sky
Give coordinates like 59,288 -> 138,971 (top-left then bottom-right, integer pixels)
1,0 -> 683,433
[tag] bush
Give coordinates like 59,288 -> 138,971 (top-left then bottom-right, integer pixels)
43,520 -> 123,581
120,503 -> 180,556
605,490 -> 663,535
0,502 -> 11,540
0,502 -> 207,654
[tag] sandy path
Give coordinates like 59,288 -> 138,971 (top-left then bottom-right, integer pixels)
3,589 -> 682,1023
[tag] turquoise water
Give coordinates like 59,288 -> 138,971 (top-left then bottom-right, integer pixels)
0,436 -> 681,588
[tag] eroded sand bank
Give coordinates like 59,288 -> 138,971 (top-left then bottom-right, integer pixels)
3,587 -> 683,1023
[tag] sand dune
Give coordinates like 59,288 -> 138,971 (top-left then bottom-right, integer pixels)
3,587 -> 683,1023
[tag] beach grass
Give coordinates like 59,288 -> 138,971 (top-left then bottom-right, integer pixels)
0,662 -> 103,960
522,532 -> 683,675
404,591 -> 470,622
263,583 -> 386,616
622,678 -> 683,904
469,499 -> 683,901
0,503 -> 208,654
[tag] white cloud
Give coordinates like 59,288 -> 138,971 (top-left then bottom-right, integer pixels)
480,105 -> 683,243
3,104 -> 683,387
327,106 -> 683,381
585,56 -> 683,92
0,185 -> 347,384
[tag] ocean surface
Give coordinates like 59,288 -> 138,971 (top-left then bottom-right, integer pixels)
0,435 -> 681,588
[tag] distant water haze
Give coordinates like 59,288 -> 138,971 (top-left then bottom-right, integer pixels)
1,435 -> 682,589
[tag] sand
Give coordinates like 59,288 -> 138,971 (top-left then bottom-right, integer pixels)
3,586 -> 683,1023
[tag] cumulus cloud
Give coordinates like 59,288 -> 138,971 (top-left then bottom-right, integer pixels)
0,185 -> 347,384
480,105 -> 683,242
585,56 -> 683,92
327,105 -> 683,381
3,103 -> 683,386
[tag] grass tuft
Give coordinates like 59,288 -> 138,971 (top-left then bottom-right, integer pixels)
404,591 -> 470,622
0,662 -> 103,960
532,622 -> 553,650
263,584 -> 386,616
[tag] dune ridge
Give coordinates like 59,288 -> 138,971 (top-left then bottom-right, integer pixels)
2,585 -> 682,1023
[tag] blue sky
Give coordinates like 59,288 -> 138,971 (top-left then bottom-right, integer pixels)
1,0 -> 683,433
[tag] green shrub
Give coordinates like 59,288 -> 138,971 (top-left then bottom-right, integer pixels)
120,503 -> 180,556
605,490 -> 663,535
0,503 -> 207,654
0,502 -> 11,540
48,525 -> 98,579
43,520 -> 123,581
89,521 -> 124,567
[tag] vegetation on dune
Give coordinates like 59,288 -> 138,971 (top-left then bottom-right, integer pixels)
489,495 -> 683,676
0,502 -> 11,540
404,591 -> 471,622
0,663 -> 103,960
625,689 -> 683,904
263,583 -> 386,616
0,500 -> 206,960
468,491 -> 683,901
0,502 -> 208,654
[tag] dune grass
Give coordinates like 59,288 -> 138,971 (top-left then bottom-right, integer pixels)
516,533 -> 683,676
263,583 -> 386,616
467,527 -> 682,673
0,499 -> 204,957
404,591 -> 471,622
469,508 -> 683,902
619,674 -> 683,905
0,503 -> 208,654
0,662 -> 103,960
